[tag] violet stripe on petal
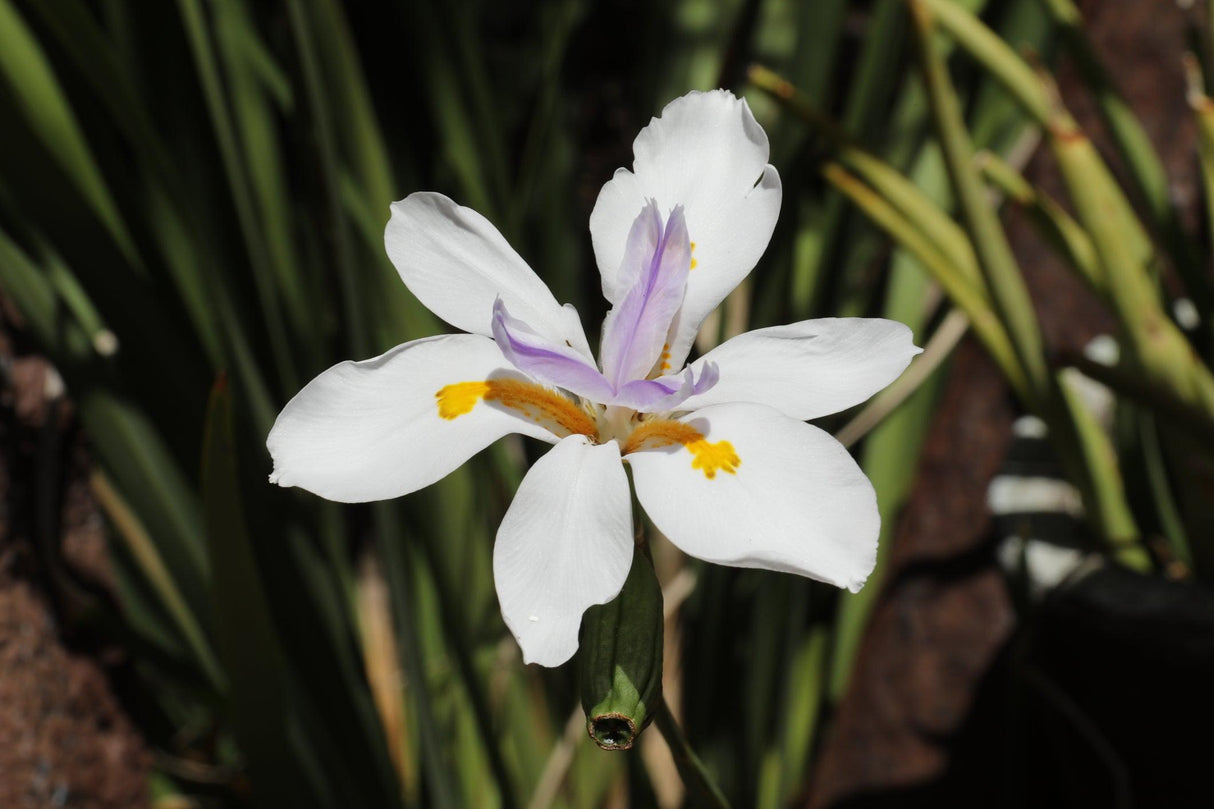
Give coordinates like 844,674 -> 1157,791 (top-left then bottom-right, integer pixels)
492,299 -> 615,402
599,202 -> 692,388
610,362 -> 719,412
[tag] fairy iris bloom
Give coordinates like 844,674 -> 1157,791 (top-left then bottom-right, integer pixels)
267,90 -> 921,666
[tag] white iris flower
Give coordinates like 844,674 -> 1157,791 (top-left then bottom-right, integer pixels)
267,90 -> 921,666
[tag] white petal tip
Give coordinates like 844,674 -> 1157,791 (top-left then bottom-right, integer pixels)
519,643 -> 576,668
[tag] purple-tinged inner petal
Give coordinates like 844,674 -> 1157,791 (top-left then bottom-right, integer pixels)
492,299 -> 615,402
610,362 -> 719,412
599,202 -> 692,388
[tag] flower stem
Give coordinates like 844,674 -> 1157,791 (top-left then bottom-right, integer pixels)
654,694 -> 732,809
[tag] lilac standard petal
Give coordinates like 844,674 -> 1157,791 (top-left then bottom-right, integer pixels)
589,91 -> 782,372
492,299 -> 615,402
599,203 -> 692,388
612,199 -> 662,303
611,362 -> 718,412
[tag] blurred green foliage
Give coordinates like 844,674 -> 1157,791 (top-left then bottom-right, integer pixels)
2,0 -> 1213,807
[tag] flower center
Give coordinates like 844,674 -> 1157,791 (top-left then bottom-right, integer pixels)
437,383 -> 739,479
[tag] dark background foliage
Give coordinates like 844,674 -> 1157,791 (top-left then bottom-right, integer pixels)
1,0 -> 1211,807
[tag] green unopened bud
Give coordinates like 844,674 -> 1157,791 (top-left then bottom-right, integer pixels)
578,545 -> 664,750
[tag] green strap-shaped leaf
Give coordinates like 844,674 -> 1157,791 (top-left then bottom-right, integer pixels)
202,376 -> 304,806
0,0 -> 136,260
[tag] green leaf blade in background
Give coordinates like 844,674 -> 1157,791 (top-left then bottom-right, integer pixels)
202,376 -> 303,805
0,0 -> 137,261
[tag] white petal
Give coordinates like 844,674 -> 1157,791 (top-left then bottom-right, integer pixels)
494,435 -> 634,666
589,91 -> 782,368
627,403 -> 877,591
267,334 -> 558,503
677,318 -> 922,420
386,192 -> 593,358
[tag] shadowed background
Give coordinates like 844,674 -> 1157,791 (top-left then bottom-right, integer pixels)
1,1 -> 1212,807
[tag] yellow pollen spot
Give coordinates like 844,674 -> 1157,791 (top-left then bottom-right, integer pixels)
436,379 -> 597,438
436,381 -> 489,419
689,241 -> 697,270
686,438 -> 740,479
623,419 -> 740,480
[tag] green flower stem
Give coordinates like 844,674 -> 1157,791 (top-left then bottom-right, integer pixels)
910,0 -> 1049,406
821,163 -> 1030,402
1059,351 -> 1214,455
1036,0 -> 1210,320
919,0 -> 1214,374
579,544 -> 664,752
1187,58 -> 1214,304
1138,412 -> 1194,570
654,695 -> 732,809
912,0 -> 1052,125
974,150 -> 1102,294
914,0 -> 1158,299
918,0 -> 1214,444
748,64 -> 982,292
1053,373 -> 1150,569
1052,126 -> 1214,425
910,0 -> 1151,568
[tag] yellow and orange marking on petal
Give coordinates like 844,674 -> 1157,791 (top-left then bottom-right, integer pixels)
689,241 -> 697,270
658,342 -> 672,373
436,379 -> 598,438
436,381 -> 489,419
623,419 -> 740,479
